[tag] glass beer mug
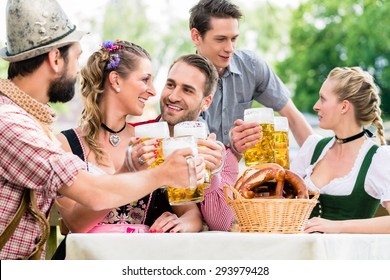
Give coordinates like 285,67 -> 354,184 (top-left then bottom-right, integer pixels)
274,116 -> 290,169
162,135 -> 204,205
174,121 -> 211,190
134,122 -> 170,169
243,108 -> 275,166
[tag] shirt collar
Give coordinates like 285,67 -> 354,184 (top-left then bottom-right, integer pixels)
221,53 -> 241,77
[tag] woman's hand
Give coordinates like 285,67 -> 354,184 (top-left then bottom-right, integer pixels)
304,217 -> 341,234
149,212 -> 186,233
128,137 -> 160,171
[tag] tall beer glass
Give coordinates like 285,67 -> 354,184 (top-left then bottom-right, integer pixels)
243,108 -> 275,166
174,121 -> 211,190
274,116 -> 290,169
163,135 -> 204,205
134,122 -> 169,169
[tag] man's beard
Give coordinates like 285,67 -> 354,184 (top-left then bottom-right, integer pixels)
48,73 -> 77,103
161,101 -> 202,127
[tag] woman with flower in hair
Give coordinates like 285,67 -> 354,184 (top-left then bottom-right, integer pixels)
52,40 -> 203,258
291,66 -> 390,234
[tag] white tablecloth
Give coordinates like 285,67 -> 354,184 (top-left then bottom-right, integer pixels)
66,232 -> 390,260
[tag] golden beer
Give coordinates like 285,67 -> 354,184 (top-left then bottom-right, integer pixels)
163,135 -> 204,205
274,131 -> 289,169
274,116 -> 290,169
243,123 -> 275,166
174,121 -> 211,190
166,185 -> 204,206
243,108 -> 275,166
134,122 -> 169,169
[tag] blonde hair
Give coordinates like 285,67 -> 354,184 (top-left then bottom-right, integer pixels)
328,66 -> 386,145
80,40 -> 151,164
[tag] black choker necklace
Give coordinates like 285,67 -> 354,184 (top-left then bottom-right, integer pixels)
101,122 -> 127,147
335,129 -> 372,144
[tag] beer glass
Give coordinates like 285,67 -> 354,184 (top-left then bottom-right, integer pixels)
134,122 -> 169,169
174,121 -> 211,190
243,108 -> 275,166
163,135 -> 204,205
274,116 -> 290,169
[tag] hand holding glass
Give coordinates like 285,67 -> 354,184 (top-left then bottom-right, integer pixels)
134,122 -> 170,168
163,135 -> 204,205
243,108 -> 275,166
174,121 -> 213,189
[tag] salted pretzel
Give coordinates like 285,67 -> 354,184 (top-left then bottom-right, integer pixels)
234,163 -> 308,199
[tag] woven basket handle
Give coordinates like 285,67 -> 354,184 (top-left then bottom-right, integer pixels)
308,191 -> 320,201
223,185 -> 243,202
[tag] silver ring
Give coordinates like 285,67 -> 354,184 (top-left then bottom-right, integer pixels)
138,157 -> 145,165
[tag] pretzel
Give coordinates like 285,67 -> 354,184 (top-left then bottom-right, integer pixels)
284,170 -> 309,199
235,163 -> 308,199
236,164 -> 286,199
234,163 -> 284,192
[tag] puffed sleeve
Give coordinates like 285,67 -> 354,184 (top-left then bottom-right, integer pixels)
365,145 -> 390,206
290,134 -> 323,177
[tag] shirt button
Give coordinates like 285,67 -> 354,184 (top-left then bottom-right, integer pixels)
223,130 -> 228,135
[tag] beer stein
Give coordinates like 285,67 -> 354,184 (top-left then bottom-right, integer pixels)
134,122 -> 169,168
274,116 -> 290,169
243,108 -> 275,166
174,121 -> 212,190
162,135 -> 204,205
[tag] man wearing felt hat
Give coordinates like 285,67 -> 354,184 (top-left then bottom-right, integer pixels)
0,0 -> 202,260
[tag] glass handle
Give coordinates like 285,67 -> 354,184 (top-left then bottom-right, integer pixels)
186,156 -> 197,190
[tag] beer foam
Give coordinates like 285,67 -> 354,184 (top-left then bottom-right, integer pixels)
244,108 -> 274,124
134,121 -> 170,138
274,116 -> 289,132
163,136 -> 198,157
174,121 -> 208,139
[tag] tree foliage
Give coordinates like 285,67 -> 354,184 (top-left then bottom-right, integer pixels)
276,0 -> 390,119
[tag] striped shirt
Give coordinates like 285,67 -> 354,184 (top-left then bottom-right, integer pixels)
0,95 -> 86,260
200,148 -> 238,231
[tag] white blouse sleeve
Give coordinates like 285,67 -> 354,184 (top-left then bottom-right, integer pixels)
365,145 -> 390,205
290,135 -> 323,177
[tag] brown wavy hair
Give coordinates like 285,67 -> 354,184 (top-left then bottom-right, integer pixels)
80,40 -> 151,164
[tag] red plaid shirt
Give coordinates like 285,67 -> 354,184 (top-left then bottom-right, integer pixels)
0,96 -> 86,259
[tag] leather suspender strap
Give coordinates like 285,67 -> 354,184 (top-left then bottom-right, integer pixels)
0,189 -> 50,260
0,189 -> 30,250
26,189 -> 50,260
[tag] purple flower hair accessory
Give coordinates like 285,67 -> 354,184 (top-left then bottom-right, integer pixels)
106,53 -> 120,70
101,40 -> 124,53
101,40 -> 124,70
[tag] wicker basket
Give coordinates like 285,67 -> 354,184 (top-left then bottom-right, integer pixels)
223,185 -> 319,233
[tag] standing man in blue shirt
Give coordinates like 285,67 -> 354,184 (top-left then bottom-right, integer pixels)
189,0 -> 313,156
